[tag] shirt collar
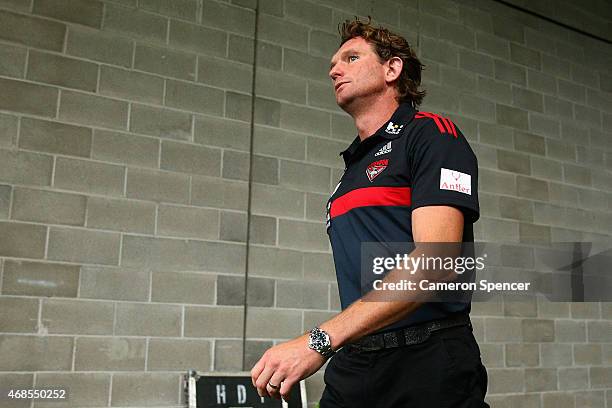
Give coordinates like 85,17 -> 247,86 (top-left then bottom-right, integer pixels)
374,102 -> 417,140
339,102 -> 417,166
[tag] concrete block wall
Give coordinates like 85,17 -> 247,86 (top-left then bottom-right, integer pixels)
0,0 -> 610,407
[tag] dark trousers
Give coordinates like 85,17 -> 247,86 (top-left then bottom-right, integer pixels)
320,324 -> 489,408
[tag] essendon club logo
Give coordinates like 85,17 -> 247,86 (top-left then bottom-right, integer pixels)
366,159 -> 388,182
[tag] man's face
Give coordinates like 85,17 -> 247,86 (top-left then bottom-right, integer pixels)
329,37 -> 387,110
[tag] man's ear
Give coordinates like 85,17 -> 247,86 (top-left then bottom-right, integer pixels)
385,56 -> 403,83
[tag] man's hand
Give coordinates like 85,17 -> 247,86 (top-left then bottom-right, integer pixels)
250,334 -> 326,401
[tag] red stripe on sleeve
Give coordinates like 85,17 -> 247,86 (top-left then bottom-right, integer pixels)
330,186 -> 412,219
441,117 -> 453,134
448,119 -> 458,137
416,112 -> 445,134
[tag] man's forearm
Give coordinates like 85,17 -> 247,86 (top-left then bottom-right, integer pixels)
319,243 -> 462,349
320,296 -> 424,349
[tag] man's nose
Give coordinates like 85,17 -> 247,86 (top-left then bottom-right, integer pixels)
329,65 -> 342,81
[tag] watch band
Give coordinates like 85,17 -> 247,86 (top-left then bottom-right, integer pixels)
319,344 -> 335,359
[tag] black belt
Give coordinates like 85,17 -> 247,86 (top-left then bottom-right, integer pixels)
345,314 -> 471,353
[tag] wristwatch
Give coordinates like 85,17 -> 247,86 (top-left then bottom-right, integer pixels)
308,327 -> 335,359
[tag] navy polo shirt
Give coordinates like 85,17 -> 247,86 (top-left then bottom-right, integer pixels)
326,102 -> 480,331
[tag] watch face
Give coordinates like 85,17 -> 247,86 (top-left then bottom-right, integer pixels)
309,329 -> 328,350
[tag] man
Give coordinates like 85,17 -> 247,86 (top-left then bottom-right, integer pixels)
251,18 -> 489,407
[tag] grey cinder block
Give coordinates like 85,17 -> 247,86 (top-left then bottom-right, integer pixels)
251,155 -> 279,185
27,51 -> 98,92
487,368 -> 524,393
130,104 -> 193,141
151,271 -> 216,305
169,19 -> 227,57
99,65 -> 164,104
510,43 -> 541,70
0,9 -> 65,51
122,235 -> 245,273
195,115 -> 250,150
184,305 -> 244,338
278,219 -> 328,251
54,157 -> 125,196
484,317 -> 522,342
497,149 -> 531,175
517,175 -> 549,201
558,368 -> 588,391
255,68 -> 307,104
219,211 -> 247,242
126,168 -> 190,204
148,338 -> 212,371
0,297 -> 39,333
0,113 -> 18,148
33,0 -> 103,28
253,126 -> 306,160
279,160 -> 331,193
161,140 -> 221,177
134,43 -> 196,81
104,3 -> 167,42
12,187 -> 87,226
247,246 -> 303,279
0,42 -> 27,79
59,91 -> 128,130
522,319 -> 555,342
166,79 -> 224,115
0,335 -> 73,371
214,340 -> 243,371
258,14 -> 308,49
111,373 -> 179,406
41,298 -> 114,335
202,0 -> 255,36
92,129 -> 159,168
80,266 -> 149,301
20,118 -> 92,158
0,221 -> 47,259
47,227 -> 121,265
505,343 -> 539,367
524,368 -> 558,392
251,183 -> 304,217
75,337 -> 145,371
245,307 -> 301,338
191,176 -> 249,211
222,150 -> 250,181
115,303 -> 181,337
139,0 -> 199,21
87,197 -> 155,234
66,27 -> 133,67
198,56 -> 253,93
158,204 -> 219,239
0,78 -> 57,118
2,260 -> 79,297
280,103 -> 331,136
276,280 -> 329,310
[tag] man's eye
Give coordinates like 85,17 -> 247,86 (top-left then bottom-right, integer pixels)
348,55 -> 358,62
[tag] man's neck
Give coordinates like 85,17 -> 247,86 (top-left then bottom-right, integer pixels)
350,93 -> 400,141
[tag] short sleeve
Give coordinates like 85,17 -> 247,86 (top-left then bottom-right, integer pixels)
408,119 -> 480,223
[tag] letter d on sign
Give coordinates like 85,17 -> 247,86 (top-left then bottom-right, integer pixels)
237,385 -> 247,403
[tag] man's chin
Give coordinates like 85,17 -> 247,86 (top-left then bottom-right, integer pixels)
336,94 -> 354,110
336,95 -> 359,115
